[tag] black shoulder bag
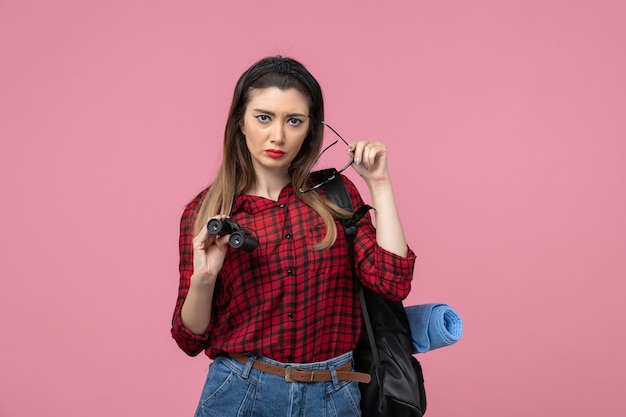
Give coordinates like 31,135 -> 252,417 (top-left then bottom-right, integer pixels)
318,168 -> 427,417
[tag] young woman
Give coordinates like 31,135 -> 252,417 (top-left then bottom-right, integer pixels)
171,56 -> 416,417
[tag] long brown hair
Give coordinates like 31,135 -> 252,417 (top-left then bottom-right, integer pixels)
193,56 -> 350,249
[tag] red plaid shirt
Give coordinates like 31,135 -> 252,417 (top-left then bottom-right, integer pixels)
171,175 -> 416,363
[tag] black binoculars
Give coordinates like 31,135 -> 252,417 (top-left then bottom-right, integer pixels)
207,218 -> 259,252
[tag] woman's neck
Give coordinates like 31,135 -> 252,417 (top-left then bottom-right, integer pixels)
246,171 -> 291,201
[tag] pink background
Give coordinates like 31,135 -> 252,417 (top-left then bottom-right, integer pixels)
1,0 -> 625,415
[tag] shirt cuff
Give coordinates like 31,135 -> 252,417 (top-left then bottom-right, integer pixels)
171,316 -> 210,356
377,245 -> 416,277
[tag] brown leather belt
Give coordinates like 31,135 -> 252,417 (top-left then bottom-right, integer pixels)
229,353 -> 371,384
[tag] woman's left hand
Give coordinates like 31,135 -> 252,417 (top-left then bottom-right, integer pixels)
347,140 -> 390,183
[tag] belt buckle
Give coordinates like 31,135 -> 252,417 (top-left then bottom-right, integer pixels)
285,365 -> 298,382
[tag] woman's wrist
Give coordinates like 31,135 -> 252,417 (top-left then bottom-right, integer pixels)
190,272 -> 218,289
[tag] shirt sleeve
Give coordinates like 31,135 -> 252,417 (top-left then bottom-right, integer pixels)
342,175 -> 416,302
170,189 -> 211,357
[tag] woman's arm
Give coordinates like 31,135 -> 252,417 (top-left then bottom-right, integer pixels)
348,140 -> 408,257
180,223 -> 229,334
171,192 -> 229,356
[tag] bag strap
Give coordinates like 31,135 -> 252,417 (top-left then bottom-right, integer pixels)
317,169 -> 380,368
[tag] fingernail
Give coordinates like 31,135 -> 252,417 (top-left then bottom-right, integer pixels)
365,163 -> 370,170
346,146 -> 353,153
354,157 -> 361,165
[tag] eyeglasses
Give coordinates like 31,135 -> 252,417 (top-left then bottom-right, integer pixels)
299,121 -> 354,193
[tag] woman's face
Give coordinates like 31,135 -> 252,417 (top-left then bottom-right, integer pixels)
240,87 -> 310,178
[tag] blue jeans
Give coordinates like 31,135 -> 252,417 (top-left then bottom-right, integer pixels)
194,352 -> 362,417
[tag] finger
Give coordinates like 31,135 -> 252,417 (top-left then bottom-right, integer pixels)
361,142 -> 374,169
349,141 -> 367,166
213,234 -> 230,251
195,213 -> 229,249
363,142 -> 386,169
350,140 -> 377,169
193,224 -> 211,249
346,142 -> 356,161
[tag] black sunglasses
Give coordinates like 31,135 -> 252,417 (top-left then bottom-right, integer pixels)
299,121 -> 354,193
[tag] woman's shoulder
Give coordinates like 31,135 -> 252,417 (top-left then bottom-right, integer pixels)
329,172 -> 361,200
338,173 -> 366,209
309,169 -> 364,208
338,173 -> 359,194
189,187 -> 210,207
181,186 -> 210,222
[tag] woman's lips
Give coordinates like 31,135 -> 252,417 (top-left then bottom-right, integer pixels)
265,149 -> 285,158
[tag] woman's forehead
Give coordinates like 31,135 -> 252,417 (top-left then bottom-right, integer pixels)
246,87 -> 310,114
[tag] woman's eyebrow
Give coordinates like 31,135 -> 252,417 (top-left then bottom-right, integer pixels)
252,109 -> 308,118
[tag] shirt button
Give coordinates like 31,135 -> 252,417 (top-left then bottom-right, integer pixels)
285,234 -> 291,239
287,313 -> 294,319
287,269 -> 293,276
279,204 -> 285,208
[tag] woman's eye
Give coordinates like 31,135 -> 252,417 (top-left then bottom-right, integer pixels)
288,118 -> 303,126
255,114 -> 271,123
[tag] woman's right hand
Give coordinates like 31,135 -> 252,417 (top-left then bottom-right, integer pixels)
191,215 -> 230,285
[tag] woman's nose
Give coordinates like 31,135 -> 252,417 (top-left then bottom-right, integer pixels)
270,123 -> 285,143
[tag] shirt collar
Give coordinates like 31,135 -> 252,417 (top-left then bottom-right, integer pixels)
232,183 -> 295,215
